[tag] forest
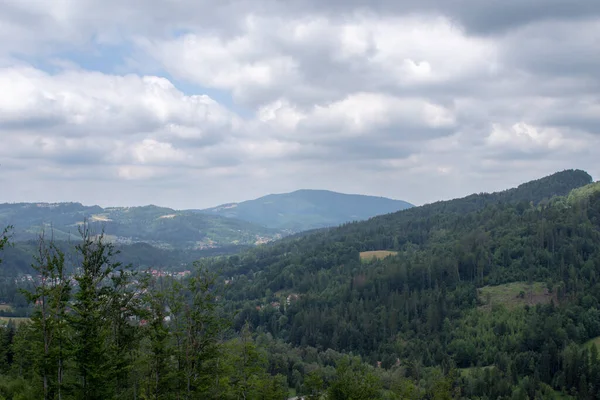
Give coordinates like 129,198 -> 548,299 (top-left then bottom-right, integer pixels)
1,169 -> 600,399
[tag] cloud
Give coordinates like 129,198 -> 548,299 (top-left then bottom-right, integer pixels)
0,66 -> 248,178
144,14 -> 498,107
485,123 -> 589,156
0,0 -> 599,209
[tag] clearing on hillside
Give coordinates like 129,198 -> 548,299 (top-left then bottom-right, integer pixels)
584,336 -> 600,349
359,250 -> 398,262
0,304 -> 12,312
478,282 -> 555,309
458,365 -> 496,378
0,316 -> 30,326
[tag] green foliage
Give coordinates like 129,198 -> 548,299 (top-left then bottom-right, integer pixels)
69,224 -> 130,400
304,370 -> 324,399
20,235 -> 71,400
0,376 -> 38,400
567,182 -> 600,205
0,226 -> 11,263
327,357 -> 382,400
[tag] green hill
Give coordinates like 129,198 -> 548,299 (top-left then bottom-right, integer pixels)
200,168 -> 600,398
0,202 -> 280,250
199,189 -> 413,231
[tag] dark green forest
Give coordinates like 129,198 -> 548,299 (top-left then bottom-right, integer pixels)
2,169 -> 600,399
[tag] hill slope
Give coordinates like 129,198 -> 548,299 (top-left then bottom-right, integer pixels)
199,189 -> 414,231
0,202 -> 280,249
201,169 -> 600,397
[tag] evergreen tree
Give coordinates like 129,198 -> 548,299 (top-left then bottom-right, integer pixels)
69,223 -> 129,400
21,234 -> 71,400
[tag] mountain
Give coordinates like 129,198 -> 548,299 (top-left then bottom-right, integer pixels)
0,202 -> 280,249
200,169 -> 600,397
0,189 -> 414,250
199,189 -> 414,231
213,169 -> 594,298
0,189 -> 414,261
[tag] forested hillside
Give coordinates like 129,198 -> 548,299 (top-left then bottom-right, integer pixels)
2,169 -> 600,399
0,203 -> 280,249
206,169 -> 600,398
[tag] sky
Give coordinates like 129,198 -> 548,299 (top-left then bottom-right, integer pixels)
0,0 -> 599,209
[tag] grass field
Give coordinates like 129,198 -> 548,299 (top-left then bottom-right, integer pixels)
0,316 -> 30,326
359,250 -> 398,262
478,281 -> 554,309
458,365 -> 495,377
584,336 -> 600,349
0,304 -> 12,312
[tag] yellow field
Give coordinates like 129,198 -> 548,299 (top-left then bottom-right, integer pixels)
359,250 -> 398,261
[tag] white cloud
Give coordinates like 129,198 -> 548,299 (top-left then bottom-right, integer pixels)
131,139 -> 188,165
0,66 -> 249,183
485,123 -> 581,153
145,14 -> 498,107
300,93 -> 455,138
0,1 -> 599,208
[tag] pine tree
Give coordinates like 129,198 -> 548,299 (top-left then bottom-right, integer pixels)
20,232 -> 71,400
106,264 -> 141,398
139,273 -> 173,399
181,265 -> 227,397
69,222 -> 128,400
0,225 -> 10,260
0,320 -> 15,374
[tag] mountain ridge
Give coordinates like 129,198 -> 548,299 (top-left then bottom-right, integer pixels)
0,189 -> 414,250
198,189 -> 414,231
0,202 -> 279,249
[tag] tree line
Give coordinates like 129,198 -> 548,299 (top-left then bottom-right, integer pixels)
0,223 -> 292,399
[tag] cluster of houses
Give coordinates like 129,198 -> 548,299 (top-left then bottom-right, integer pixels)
255,293 -> 300,311
149,269 -> 191,279
14,274 -> 34,283
15,268 -> 191,286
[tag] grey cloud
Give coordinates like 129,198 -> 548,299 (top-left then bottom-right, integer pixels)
439,0 -> 600,35
0,115 -> 66,131
547,116 -> 600,135
499,20 -> 600,79
283,138 -> 415,164
272,0 -> 600,35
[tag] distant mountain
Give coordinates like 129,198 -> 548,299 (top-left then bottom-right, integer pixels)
0,190 -> 413,251
0,203 -> 280,250
198,189 -> 414,231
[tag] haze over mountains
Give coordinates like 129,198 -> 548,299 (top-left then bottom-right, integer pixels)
0,190 -> 413,249
198,189 -> 414,231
